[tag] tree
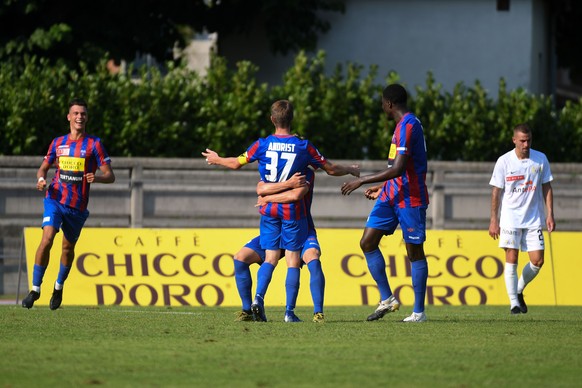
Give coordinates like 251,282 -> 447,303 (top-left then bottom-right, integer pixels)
0,0 -> 345,67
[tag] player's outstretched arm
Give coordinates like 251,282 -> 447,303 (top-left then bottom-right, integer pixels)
322,161 -> 360,177
202,148 -> 243,170
341,154 -> 408,196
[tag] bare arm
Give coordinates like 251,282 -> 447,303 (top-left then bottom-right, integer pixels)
341,153 -> 408,195
488,186 -> 502,239
543,182 -> 555,232
256,185 -> 310,207
202,148 -> 244,170
36,161 -> 51,191
256,172 -> 306,196
322,161 -> 360,177
86,164 -> 115,184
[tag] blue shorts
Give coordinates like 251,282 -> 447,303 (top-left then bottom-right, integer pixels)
366,201 -> 427,244
245,229 -> 320,262
259,216 -> 308,251
302,232 -> 321,256
42,198 -> 89,243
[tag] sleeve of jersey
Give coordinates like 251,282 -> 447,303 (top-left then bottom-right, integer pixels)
93,138 -> 112,167
244,141 -> 260,164
489,159 -> 505,188
395,122 -> 412,155
307,142 -> 327,169
44,139 -> 57,164
542,156 -> 553,183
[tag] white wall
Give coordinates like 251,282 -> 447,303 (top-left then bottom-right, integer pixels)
219,0 -> 550,95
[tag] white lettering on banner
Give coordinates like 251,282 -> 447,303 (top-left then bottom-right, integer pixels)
113,234 -> 200,247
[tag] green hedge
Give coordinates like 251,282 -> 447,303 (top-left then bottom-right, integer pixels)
1,52 -> 579,161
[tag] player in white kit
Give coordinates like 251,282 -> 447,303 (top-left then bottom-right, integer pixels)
489,123 -> 555,314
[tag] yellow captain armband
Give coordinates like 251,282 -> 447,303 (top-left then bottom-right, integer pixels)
237,152 -> 249,166
388,143 -> 397,159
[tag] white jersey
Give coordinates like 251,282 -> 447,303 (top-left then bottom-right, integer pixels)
489,149 -> 553,228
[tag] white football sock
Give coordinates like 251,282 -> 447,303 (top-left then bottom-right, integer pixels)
505,263 -> 519,307
517,262 -> 541,294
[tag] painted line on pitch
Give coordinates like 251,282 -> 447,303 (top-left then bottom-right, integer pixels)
105,309 -> 202,315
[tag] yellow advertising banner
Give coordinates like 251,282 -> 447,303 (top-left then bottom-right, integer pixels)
23,228 -> 580,308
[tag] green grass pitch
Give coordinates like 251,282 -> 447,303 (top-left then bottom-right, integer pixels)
1,305 -> 581,387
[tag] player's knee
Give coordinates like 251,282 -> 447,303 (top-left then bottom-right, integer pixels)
40,235 -> 55,250
234,253 -> 259,265
302,249 -> 320,264
360,238 -> 377,252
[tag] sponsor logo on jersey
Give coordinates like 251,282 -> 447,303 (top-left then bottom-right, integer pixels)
506,175 -> 525,182
56,145 -> 70,157
512,183 -> 536,193
59,156 -> 85,185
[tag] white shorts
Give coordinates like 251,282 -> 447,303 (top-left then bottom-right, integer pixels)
499,227 -> 544,252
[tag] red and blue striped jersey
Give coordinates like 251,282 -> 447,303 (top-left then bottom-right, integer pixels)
245,134 -> 326,220
258,166 -> 319,226
44,134 -> 112,211
379,113 -> 429,208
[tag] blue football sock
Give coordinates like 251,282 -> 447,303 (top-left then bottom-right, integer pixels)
32,264 -> 48,289
255,262 -> 275,300
364,249 -> 392,301
56,263 -> 72,287
411,259 -> 428,313
285,267 -> 300,312
307,260 -> 325,313
234,260 -> 253,311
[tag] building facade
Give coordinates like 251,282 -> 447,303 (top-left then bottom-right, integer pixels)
219,0 -> 552,95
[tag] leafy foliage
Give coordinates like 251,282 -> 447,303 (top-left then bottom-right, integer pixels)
0,51 -> 579,161
0,0 -> 345,67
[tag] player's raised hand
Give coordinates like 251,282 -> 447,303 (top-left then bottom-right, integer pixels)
202,148 -> 219,165
341,178 -> 362,195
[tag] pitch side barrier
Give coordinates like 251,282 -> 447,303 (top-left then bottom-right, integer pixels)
2,156 -> 581,298
21,228 -> 579,307
1,156 -> 581,230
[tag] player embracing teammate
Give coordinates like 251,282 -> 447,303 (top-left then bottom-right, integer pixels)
203,99 -> 359,322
